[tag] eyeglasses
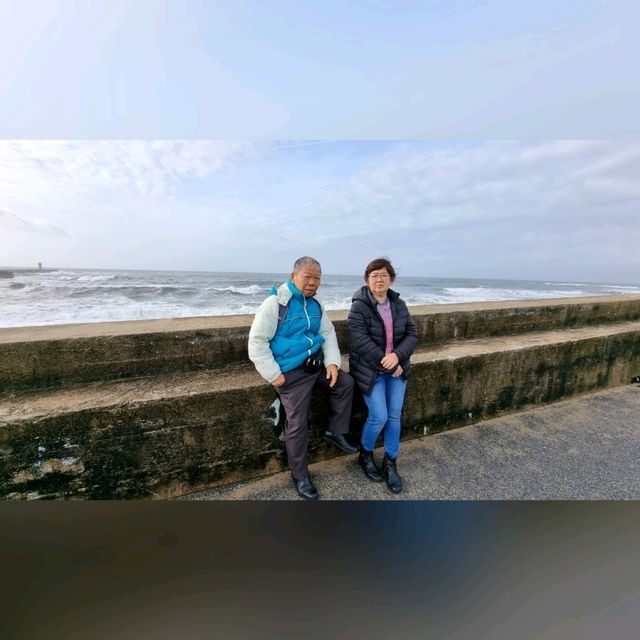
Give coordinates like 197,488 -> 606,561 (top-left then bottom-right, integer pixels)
369,273 -> 390,280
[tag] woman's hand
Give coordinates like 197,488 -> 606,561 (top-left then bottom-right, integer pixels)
380,352 -> 399,370
392,365 -> 403,378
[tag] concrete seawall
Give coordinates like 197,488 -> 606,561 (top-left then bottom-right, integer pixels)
1,295 -> 639,499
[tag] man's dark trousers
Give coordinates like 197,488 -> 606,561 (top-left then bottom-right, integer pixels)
276,366 -> 354,480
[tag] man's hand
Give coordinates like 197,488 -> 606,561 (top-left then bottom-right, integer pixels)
271,373 -> 285,388
380,352 -> 399,370
326,364 -> 339,388
392,365 -> 404,378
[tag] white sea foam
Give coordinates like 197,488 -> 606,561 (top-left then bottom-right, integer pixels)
544,282 -> 585,287
544,282 -> 640,292
215,285 -> 264,295
321,296 -> 357,310
606,285 -> 640,291
76,274 -> 118,282
442,287 -> 589,302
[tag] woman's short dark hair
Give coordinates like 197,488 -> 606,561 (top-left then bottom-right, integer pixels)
364,257 -> 396,282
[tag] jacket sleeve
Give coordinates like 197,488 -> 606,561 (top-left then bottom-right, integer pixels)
248,297 -> 282,383
348,300 -> 385,367
393,304 -> 419,362
318,301 -> 342,369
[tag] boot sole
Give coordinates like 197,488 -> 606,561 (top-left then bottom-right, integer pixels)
297,492 -> 319,500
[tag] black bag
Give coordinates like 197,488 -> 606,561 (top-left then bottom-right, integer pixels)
303,352 -> 324,373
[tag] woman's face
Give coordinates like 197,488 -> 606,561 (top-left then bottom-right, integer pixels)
367,268 -> 392,297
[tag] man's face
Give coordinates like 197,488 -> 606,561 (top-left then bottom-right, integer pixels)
291,265 -> 322,298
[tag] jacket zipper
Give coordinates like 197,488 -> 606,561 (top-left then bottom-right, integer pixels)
303,297 -> 313,356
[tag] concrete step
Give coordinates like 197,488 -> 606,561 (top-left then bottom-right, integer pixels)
3,320 -> 638,418
0,363 -> 283,500
0,314 -> 254,394
2,319 -> 639,500
2,294 -> 640,393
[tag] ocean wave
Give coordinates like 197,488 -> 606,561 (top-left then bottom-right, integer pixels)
542,290 -> 589,297
53,272 -> 139,284
214,285 -> 264,295
67,285 -> 156,299
544,282 -> 585,287
158,286 -> 199,297
604,285 -> 640,291
442,287 -> 589,302
442,287 -> 531,300
321,295 -> 358,310
76,274 -> 119,283
60,284 -> 197,298
3,269 -> 638,328
402,295 -> 452,305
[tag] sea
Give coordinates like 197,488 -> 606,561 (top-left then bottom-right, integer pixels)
1,267 -> 639,329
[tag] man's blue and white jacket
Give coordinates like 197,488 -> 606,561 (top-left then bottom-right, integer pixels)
248,280 -> 342,383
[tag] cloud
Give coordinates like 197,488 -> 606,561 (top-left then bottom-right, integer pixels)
0,208 -> 69,237
288,141 -> 640,244
0,140 -> 263,204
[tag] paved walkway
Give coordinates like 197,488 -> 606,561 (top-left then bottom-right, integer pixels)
177,384 -> 640,500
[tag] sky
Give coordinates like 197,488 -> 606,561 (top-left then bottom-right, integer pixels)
2,139 -> 639,282
0,1 -> 639,282
1,0 -> 639,138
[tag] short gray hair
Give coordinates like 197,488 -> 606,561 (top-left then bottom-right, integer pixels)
292,256 -> 322,273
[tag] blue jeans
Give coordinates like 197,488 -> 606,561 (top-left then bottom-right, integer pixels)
361,374 -> 407,459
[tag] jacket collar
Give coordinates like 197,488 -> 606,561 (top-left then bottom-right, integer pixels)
355,285 -> 399,308
287,279 -> 305,300
272,280 -> 317,305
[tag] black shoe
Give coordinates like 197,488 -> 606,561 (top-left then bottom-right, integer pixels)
382,454 -> 403,494
292,476 -> 319,500
322,431 -> 358,453
359,448 -> 383,482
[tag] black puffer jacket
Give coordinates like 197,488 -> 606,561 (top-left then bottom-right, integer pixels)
348,286 -> 419,395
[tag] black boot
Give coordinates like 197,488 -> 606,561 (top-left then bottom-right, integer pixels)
382,454 -> 403,494
358,447 -> 383,482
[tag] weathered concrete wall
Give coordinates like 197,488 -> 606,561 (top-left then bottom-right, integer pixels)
2,295 -> 640,393
402,329 -> 640,435
0,319 -> 253,393
1,295 -> 640,499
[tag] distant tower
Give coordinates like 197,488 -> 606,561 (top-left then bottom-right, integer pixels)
38,262 -> 43,271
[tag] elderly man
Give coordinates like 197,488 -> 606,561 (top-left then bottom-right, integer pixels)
248,256 -> 356,500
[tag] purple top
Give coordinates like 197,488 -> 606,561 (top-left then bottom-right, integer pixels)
376,299 -> 394,355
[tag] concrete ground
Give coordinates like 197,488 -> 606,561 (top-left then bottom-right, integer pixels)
176,384 -> 640,501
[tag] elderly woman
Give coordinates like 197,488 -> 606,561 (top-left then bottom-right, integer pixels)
347,258 -> 418,494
